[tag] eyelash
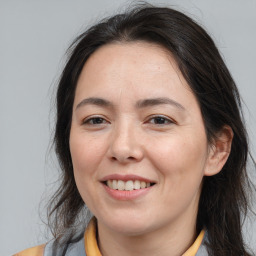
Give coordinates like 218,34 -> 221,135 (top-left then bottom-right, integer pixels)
146,115 -> 174,125
82,116 -> 108,125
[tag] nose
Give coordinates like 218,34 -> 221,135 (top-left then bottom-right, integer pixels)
107,121 -> 144,164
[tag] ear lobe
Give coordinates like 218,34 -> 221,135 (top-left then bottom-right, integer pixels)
204,125 -> 233,176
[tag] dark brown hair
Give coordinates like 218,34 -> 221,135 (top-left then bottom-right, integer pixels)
48,3 -> 254,255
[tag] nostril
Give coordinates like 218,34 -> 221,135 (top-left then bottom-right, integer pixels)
110,155 -> 136,163
111,156 -> 120,162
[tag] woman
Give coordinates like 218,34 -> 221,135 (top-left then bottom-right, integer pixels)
15,4 -> 254,256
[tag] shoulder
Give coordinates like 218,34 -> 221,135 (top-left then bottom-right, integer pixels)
13,244 -> 45,256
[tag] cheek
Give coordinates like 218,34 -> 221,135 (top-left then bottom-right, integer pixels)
69,130 -> 107,208
149,135 -> 208,213
148,134 -> 208,184
69,130 -> 108,189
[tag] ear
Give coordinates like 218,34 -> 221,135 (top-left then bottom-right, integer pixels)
204,125 -> 233,176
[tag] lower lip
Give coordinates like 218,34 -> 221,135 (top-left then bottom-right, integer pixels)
102,183 -> 153,200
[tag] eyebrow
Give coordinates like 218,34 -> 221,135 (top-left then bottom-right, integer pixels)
76,97 -> 113,110
76,97 -> 185,111
136,97 -> 185,110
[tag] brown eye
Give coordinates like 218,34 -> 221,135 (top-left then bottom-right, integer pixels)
148,116 -> 173,125
83,117 -> 107,125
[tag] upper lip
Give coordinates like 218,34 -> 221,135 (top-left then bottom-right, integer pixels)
100,174 -> 156,183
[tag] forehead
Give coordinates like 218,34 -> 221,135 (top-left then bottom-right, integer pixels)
78,41 -> 189,93
81,41 -> 180,77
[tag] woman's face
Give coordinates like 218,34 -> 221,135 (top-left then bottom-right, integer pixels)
70,42 -> 212,236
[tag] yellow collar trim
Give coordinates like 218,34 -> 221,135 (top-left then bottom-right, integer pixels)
182,229 -> 205,256
84,217 -> 102,256
13,244 -> 45,256
84,217 -> 205,256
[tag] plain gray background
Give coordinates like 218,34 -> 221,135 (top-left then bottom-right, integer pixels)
1,0 -> 256,255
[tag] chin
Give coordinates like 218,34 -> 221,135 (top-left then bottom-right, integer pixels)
98,212 -> 157,236
112,223 -> 151,236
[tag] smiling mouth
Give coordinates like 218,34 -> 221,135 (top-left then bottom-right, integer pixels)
104,180 -> 156,191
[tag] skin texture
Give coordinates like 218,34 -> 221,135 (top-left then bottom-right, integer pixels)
69,42 -> 232,256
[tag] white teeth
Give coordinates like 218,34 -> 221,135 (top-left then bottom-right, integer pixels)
106,180 -> 153,191
134,180 -> 140,190
107,180 -> 113,189
112,180 -> 117,189
125,180 -> 134,191
140,181 -> 146,189
117,180 -> 125,190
